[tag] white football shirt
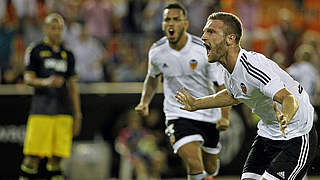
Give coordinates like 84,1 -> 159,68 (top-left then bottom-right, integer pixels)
223,49 -> 314,140
148,33 -> 224,124
287,61 -> 319,105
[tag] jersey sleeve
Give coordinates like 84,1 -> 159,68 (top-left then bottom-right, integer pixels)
24,44 -> 38,73
147,48 -> 161,78
207,63 -> 224,86
66,52 -> 77,79
243,54 -> 284,99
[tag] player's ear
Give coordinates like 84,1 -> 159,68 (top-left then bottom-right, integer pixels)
184,19 -> 189,30
226,34 -> 236,46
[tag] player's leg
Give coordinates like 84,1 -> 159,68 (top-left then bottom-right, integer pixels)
20,115 -> 54,180
165,118 -> 206,180
202,151 -> 219,177
177,141 -> 204,176
46,156 -> 64,180
241,136 -> 275,180
19,155 -> 41,180
262,126 -> 318,180
47,115 -> 73,180
200,121 -> 221,178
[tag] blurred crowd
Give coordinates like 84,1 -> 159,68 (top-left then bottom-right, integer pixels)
0,0 -> 320,85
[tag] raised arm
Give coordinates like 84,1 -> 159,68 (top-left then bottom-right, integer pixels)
176,87 -> 240,111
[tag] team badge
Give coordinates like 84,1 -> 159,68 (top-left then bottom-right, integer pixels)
240,83 -> 247,94
170,135 -> 176,144
189,59 -> 198,70
61,51 -> 67,60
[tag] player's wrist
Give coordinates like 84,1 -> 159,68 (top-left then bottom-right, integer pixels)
40,79 -> 49,87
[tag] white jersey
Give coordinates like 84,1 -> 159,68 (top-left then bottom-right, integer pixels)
148,33 -> 224,124
223,49 -> 314,140
287,61 -> 319,105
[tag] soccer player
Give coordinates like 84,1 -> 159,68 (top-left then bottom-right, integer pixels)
135,3 -> 231,180
176,12 -> 318,180
19,13 -> 82,180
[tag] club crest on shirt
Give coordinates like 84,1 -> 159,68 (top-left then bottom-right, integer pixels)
189,59 -> 198,70
240,83 -> 247,94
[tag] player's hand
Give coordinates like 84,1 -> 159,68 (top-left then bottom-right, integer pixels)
216,117 -> 230,131
73,112 -> 82,137
175,87 -> 197,111
135,103 -> 149,116
273,102 -> 287,138
43,75 -> 65,87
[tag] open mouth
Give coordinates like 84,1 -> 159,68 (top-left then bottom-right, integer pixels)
168,28 -> 175,37
204,43 -> 211,55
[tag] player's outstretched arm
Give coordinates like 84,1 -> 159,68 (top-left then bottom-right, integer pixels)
176,87 -> 240,111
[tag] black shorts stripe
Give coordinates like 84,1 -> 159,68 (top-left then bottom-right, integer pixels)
241,54 -> 271,81
288,134 -> 309,180
240,59 -> 268,85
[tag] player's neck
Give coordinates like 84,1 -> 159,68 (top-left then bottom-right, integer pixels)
220,46 -> 241,74
44,37 -> 60,52
169,33 -> 188,51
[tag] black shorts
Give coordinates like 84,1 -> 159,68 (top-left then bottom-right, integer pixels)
242,126 -> 318,180
165,117 -> 220,154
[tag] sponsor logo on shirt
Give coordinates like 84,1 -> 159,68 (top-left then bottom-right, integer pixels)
189,59 -> 198,70
44,58 -> 68,72
39,50 -> 52,58
240,83 -> 247,94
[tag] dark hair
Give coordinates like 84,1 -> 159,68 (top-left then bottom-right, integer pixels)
164,2 -> 187,18
208,12 -> 243,44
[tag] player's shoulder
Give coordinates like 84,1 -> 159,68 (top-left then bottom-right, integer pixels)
240,49 -> 270,65
239,49 -> 273,85
150,36 -> 168,50
190,34 -> 205,48
25,41 -> 44,53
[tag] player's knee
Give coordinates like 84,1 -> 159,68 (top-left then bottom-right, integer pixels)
185,155 -> 203,170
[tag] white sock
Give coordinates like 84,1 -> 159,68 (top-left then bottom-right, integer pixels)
188,172 -> 205,180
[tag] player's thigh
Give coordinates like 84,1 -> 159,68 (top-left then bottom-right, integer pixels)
241,136 -> 274,180
23,115 -> 54,156
266,127 -> 318,180
166,118 -> 205,154
200,121 -> 221,154
52,115 -> 73,158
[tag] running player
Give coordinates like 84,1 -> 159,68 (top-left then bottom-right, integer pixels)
135,3 -> 231,180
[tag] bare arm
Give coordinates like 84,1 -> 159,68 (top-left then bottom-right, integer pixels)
215,84 -> 232,131
273,88 -> 299,123
273,88 -> 299,138
135,74 -> 160,116
67,77 -> 82,136
216,85 -> 232,119
24,73 -> 64,88
176,87 -> 240,112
